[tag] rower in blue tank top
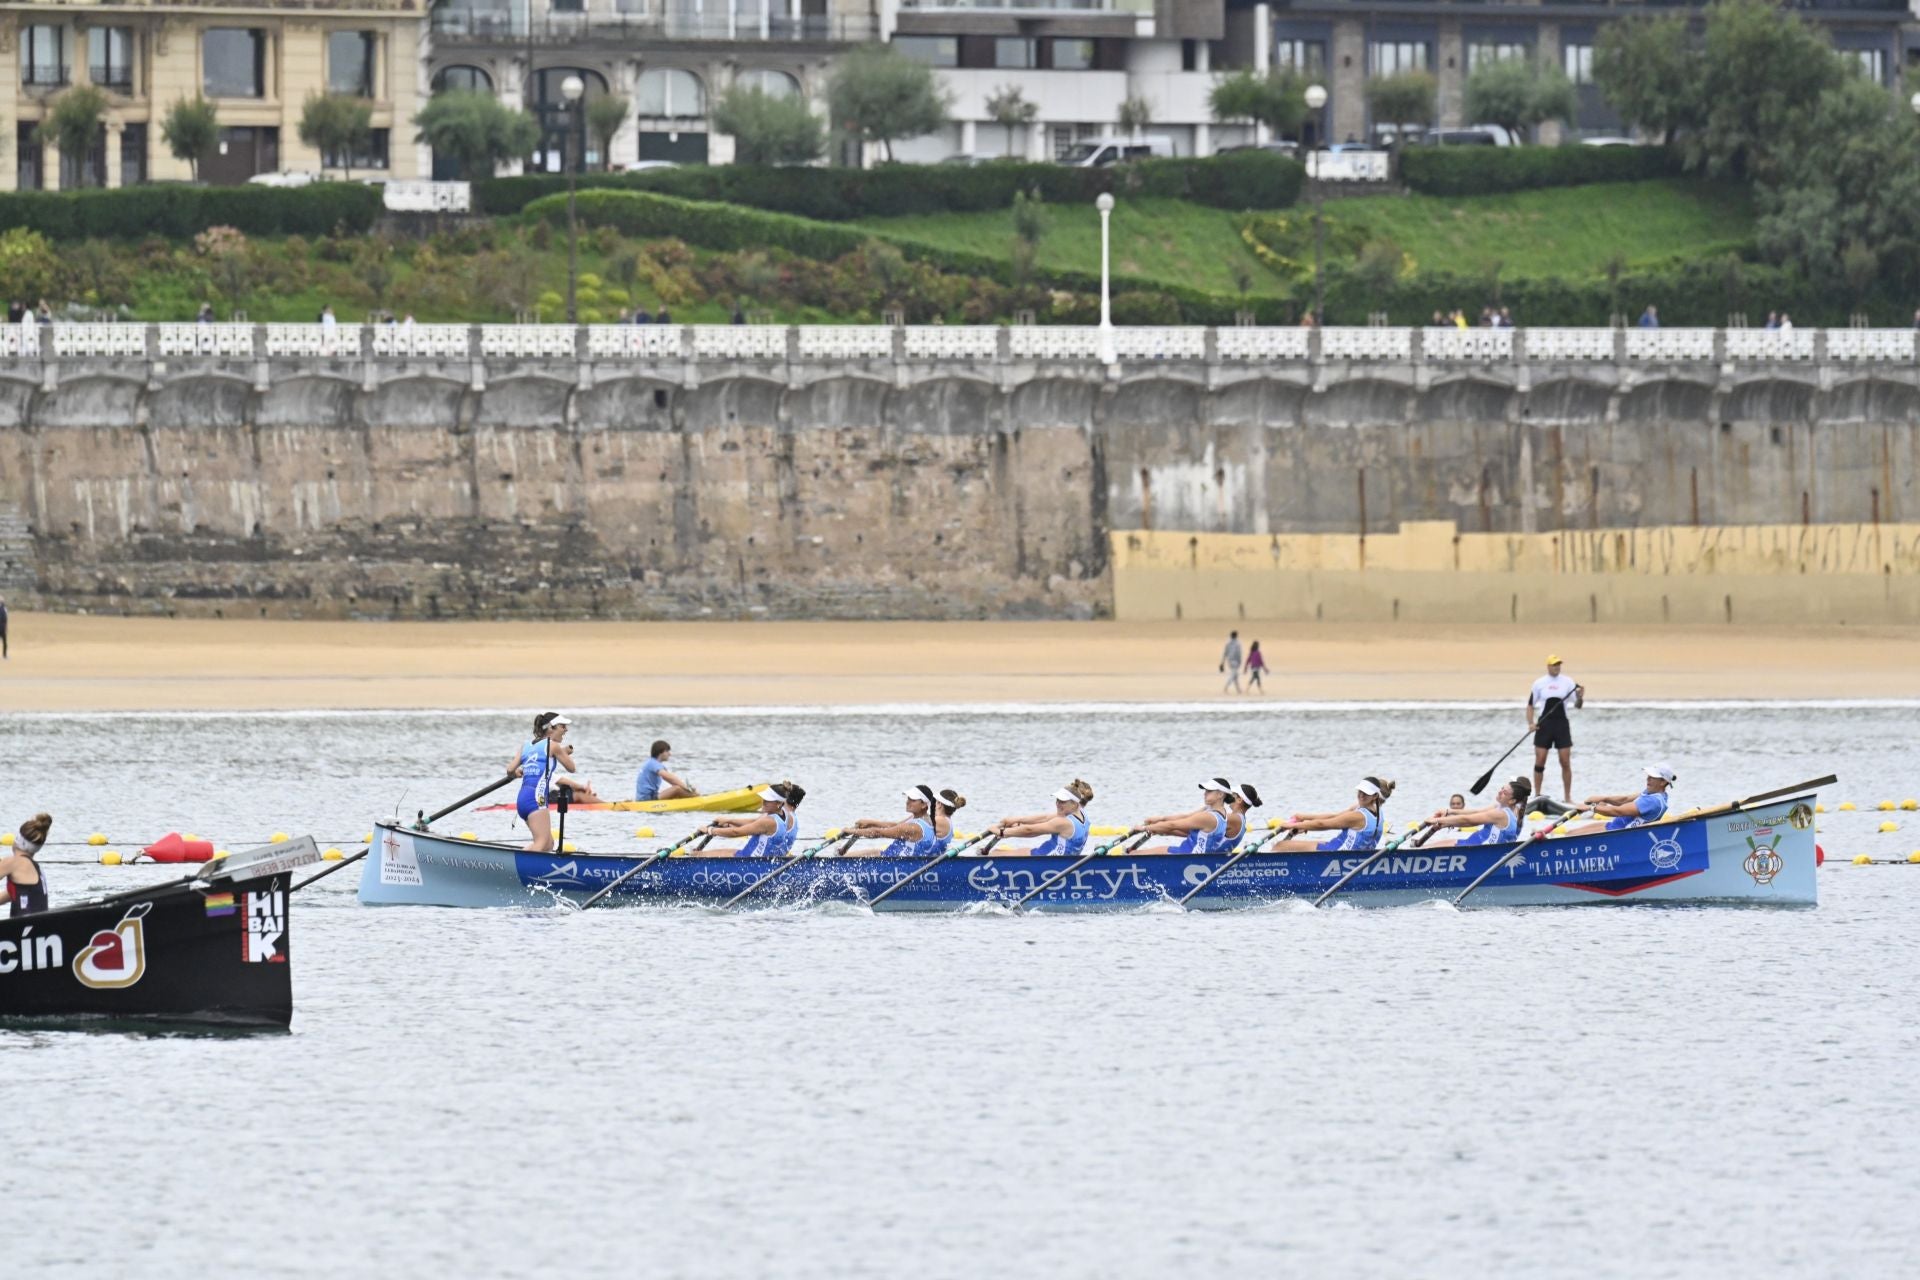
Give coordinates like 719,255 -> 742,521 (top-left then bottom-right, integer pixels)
508,712 -> 581,853
1132,777 -> 1235,855
1218,783 -> 1263,852
1563,764 -> 1676,836
1264,777 -> 1397,854
1425,777 -> 1532,847
989,780 -> 1093,856
699,782 -> 806,857
845,785 -> 947,857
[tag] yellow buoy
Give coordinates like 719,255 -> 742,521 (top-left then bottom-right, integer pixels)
99,850 -> 122,866
322,849 -> 344,861
362,832 -> 374,843
184,832 -> 200,841
87,833 -> 108,846
270,832 -> 291,843
1838,802 -> 1857,811
0,833 -> 11,846
1879,821 -> 1900,833
322,846 -> 342,858
562,840 -> 578,853
633,826 -> 655,839
1267,817 -> 1282,830
458,830 -> 477,841
1876,801 -> 1896,812
1908,851 -> 1920,864
1852,853 -> 1872,864
825,827 -> 841,839
212,849 -> 231,860
1903,800 -> 1919,812
1815,803 -> 1826,814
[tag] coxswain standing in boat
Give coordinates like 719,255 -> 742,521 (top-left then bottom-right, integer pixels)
511,713 -> 593,853
1263,778 -> 1396,852
0,813 -> 50,916
699,783 -> 805,857
1130,778 -> 1235,854
989,779 -> 1093,856
1424,777 -> 1531,847
1561,764 -> 1675,836
845,784 -> 955,857
1528,654 -> 1585,804
635,740 -> 698,803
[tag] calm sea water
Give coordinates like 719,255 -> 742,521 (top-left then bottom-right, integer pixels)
7,703 -> 1918,1278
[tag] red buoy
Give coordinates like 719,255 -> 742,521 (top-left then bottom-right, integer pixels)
143,832 -> 215,863
1815,844 -> 1826,866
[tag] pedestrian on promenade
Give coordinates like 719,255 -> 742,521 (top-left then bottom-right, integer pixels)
18,306 -> 37,357
656,306 -> 673,325
1220,630 -> 1244,694
1777,312 -> 1793,332
0,595 -> 8,659
1637,305 -> 1659,329
1527,653 -> 1585,804
1245,640 -> 1266,692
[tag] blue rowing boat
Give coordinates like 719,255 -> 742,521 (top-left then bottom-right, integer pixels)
356,790 -> 1820,910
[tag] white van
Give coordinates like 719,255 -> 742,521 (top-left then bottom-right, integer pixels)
1058,135 -> 1177,167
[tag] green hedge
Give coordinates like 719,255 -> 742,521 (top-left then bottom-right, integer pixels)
0,182 -> 382,241
1399,145 -> 1684,197
483,153 -> 1304,219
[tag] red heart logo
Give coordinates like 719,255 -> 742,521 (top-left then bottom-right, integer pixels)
87,929 -> 125,971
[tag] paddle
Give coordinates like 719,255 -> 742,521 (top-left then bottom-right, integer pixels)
866,832 -> 999,909
722,831 -> 859,909
1312,821 -> 1432,906
1015,831 -> 1151,909
414,773 -> 519,830
577,832 -> 711,911
1471,697 -> 1560,796
1175,828 -> 1288,907
1449,814 -> 1580,907
292,848 -> 369,892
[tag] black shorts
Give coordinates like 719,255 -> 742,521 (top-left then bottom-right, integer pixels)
1533,720 -> 1572,751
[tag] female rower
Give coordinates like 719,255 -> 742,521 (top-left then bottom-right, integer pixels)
1,813 -> 50,916
1220,783 -> 1263,851
1424,778 -> 1531,847
846,784 -> 944,858
510,712 -> 593,852
1131,778 -> 1235,855
699,783 -> 805,858
989,779 -> 1092,856
930,789 -> 966,853
1264,777 -> 1396,853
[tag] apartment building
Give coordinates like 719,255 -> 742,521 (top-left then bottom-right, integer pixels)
2,1 -> 426,191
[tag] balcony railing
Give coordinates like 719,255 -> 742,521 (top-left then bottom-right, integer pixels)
898,0 -> 1141,11
22,66 -> 69,89
429,10 -> 879,42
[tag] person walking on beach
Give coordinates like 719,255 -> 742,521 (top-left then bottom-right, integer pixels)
1220,631 -> 1244,694
1528,654 -> 1585,804
0,595 -> 8,659
1244,640 -> 1266,693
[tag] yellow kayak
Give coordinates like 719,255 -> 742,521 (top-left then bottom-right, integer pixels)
479,785 -> 769,815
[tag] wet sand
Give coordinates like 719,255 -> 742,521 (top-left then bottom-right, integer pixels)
2,613 -> 1914,712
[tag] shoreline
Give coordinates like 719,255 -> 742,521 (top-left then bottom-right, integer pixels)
3,613 -> 1917,713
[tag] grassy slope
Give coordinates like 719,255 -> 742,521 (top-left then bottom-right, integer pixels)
858,180 -> 1755,295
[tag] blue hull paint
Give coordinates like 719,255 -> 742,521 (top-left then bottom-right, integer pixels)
359,798 -> 1819,910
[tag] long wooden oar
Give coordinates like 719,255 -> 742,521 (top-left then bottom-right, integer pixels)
866,832 -> 998,909
722,832 -> 858,908
1471,698 -> 1559,796
1448,815 -> 1580,907
414,773 -> 518,829
1175,828 -> 1289,907
1312,821 -> 1432,907
577,833 -> 710,911
1015,831 -> 1151,909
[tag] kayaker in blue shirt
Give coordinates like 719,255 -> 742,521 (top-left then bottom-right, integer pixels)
700,783 -> 804,858
1563,764 -> 1675,835
1425,777 -> 1532,846
1265,777 -> 1396,852
990,780 -> 1093,856
635,740 -> 698,802
846,784 -> 952,857
1132,777 -> 1235,855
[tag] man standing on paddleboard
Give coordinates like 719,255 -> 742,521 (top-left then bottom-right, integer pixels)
1528,654 -> 1585,804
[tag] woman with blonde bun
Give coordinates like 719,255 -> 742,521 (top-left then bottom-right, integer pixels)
1265,777 -> 1395,853
989,779 -> 1092,857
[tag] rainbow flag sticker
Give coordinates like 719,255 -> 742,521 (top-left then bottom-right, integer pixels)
203,892 -> 236,918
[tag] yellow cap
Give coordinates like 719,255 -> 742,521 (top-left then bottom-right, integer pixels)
1546,653 -> 1562,665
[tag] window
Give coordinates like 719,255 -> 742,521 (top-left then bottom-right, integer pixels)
325,128 -> 390,170
16,123 -> 42,191
1851,49 -> 1885,84
1370,41 -> 1427,75
636,68 -> 704,118
204,28 -> 267,99
432,65 -> 493,93
551,0 -> 585,10
1468,43 -> 1528,71
1052,40 -> 1094,71
90,27 -> 135,93
21,24 -> 66,87
893,36 -> 957,67
996,38 -> 1035,70
736,69 -> 800,98
328,31 -> 377,97
121,122 -> 148,185
1276,40 -> 1325,75
1563,44 -> 1593,86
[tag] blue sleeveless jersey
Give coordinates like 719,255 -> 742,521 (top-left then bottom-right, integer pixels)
882,817 -> 937,859
1032,812 -> 1089,858
1169,809 -> 1229,856
1605,789 -> 1670,832
1459,803 -> 1521,847
1315,807 -> 1382,853
515,740 -> 552,817
740,811 -> 797,858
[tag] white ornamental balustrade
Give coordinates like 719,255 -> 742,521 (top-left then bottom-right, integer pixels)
1215,327 -> 1312,362
1305,151 -> 1391,182
1423,327 -> 1513,362
1320,326 -> 1412,361
586,324 -> 684,359
480,324 -> 576,358
1009,327 -> 1103,360
382,180 -> 471,214
159,322 -> 254,357
903,325 -> 998,360
797,325 -> 893,361
0,326 -> 23,357
1724,328 -> 1815,362
52,324 -> 146,358
265,323 -> 354,357
371,324 -> 471,359
1824,329 -> 1914,363
1111,326 -> 1207,361
1523,328 -> 1615,362
1624,327 -> 1715,363
693,324 -> 787,360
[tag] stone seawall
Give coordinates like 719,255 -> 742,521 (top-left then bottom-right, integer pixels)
1,332 -> 1916,621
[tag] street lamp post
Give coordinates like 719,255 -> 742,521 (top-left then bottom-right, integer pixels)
1096,191 -> 1116,366
562,73 -> 585,325
1303,83 -> 1328,326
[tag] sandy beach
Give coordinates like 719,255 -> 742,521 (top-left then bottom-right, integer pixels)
1,612 -> 1915,712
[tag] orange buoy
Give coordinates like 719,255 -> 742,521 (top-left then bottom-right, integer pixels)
143,832 -> 216,863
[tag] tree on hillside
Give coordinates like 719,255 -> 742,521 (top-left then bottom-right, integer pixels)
713,86 -> 824,166
1593,15 -> 1699,145
299,93 -> 374,179
586,94 -> 630,171
1463,57 -> 1576,143
1693,0 -> 1843,182
827,45 -> 949,165
987,85 -> 1038,159
162,97 -> 220,181
1365,70 -> 1436,146
36,86 -> 109,187
1208,69 -> 1309,142
414,89 -> 541,179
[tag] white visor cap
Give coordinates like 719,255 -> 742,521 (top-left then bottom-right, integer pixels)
1053,788 -> 1081,804
1356,779 -> 1383,798
1644,763 -> 1677,784
757,787 -> 785,804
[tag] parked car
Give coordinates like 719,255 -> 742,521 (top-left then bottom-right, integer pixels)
1579,136 -> 1640,148
1419,126 -> 1513,147
1057,135 -> 1177,166
247,171 -> 321,187
1219,140 -> 1300,158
